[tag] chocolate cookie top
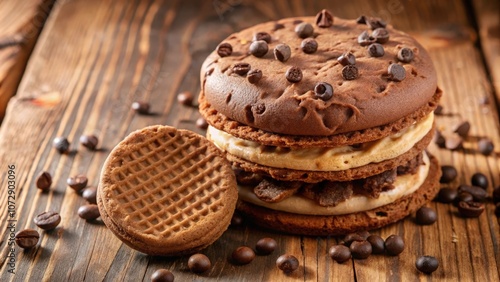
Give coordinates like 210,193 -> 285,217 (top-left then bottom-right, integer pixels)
200,11 -> 437,136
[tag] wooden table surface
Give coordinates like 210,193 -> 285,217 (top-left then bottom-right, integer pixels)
0,0 -> 499,281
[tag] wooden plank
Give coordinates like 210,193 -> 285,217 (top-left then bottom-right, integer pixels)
0,0 -> 499,281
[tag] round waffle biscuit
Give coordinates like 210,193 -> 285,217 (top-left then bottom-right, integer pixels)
98,125 -> 237,256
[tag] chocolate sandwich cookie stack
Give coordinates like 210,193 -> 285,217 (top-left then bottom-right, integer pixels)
199,9 -> 442,235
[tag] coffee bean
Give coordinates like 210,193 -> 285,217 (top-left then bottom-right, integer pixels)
253,32 -> 271,43
249,40 -> 268,57
15,229 -> 39,249
196,117 -> 208,129
314,82 -> 334,101
397,47 -> 414,63
416,256 -> 439,274
177,91 -> 194,106
478,137 -> 494,155
366,17 -> 387,29
454,121 -> 470,137
372,28 -> 389,44
67,174 -> 88,192
434,104 -> 444,115
440,165 -> 457,183
454,192 -> 474,207
276,254 -> 299,273
445,134 -> 463,150
233,63 -> 251,76
256,238 -> 277,255
315,9 -> 333,28
387,63 -> 406,82
358,31 -> 375,46
285,66 -> 302,83
416,207 -> 437,225
329,245 -> 351,263
82,186 -> 97,204
367,235 -> 385,254
342,232 -> 365,246
79,135 -> 98,150
357,230 -> 371,240
231,246 -> 255,265
437,188 -> 458,203
151,269 -> 174,282
471,172 -> 489,189
78,204 -> 100,220
434,130 -> 446,148
295,22 -> 314,38
274,44 -> 291,62
230,212 -> 244,226
34,211 -> 61,230
356,15 -> 367,24
350,240 -> 372,259
216,42 -> 232,57
131,101 -> 150,115
385,235 -> 404,256
458,185 -> 487,202
458,201 -> 484,218
53,137 -> 70,154
36,171 -> 52,191
301,38 -> 318,54
493,186 -> 500,203
188,253 -> 211,273
247,69 -> 263,84
337,52 -> 356,66
342,65 -> 359,80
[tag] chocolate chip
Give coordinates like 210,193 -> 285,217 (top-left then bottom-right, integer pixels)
79,135 -> 98,150
253,32 -> 271,43
368,43 -> 385,57
67,174 -> 88,192
36,171 -> 52,191
276,254 -> 299,273
493,186 -> 500,203
471,173 -> 489,189
445,134 -> 463,150
231,246 -> 255,265
416,256 -> 439,274
437,188 -> 458,203
454,121 -> 470,137
15,229 -> 39,249
454,192 -> 474,207
177,91 -> 194,106
249,40 -> 268,57
350,240 -> 372,259
337,52 -> 356,66
434,105 -> 444,115
53,137 -> 70,154
367,235 -> 385,254
78,204 -> 100,220
254,179 -> 300,203
188,254 -> 211,273
247,69 -> 263,84
315,9 -> 334,28
253,103 -> 266,115
458,201 -> 484,217
356,15 -> 367,24
273,23 -> 285,31
458,184 -> 487,202
274,43 -> 291,62
342,65 -> 359,80
256,238 -> 277,255
384,235 -> 404,256
440,165 -> 458,183
285,66 -> 302,83
82,186 -> 97,204
34,211 -> 61,230
366,17 -> 387,29
131,101 -> 150,115
196,117 -> 208,129
397,47 -> 414,63
329,245 -> 351,263
357,31 -> 375,46
301,38 -> 318,54
314,82 -> 334,101
416,207 -> 437,225
478,137 -> 494,155
434,130 -> 446,148
387,63 -> 406,81
295,22 -> 314,38
151,269 -> 174,282
216,42 -> 232,57
233,62 -> 251,76
372,28 -> 389,43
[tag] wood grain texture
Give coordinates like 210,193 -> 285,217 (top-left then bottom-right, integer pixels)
0,0 -> 499,281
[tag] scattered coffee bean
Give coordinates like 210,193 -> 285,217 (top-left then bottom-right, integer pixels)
78,204 -> 100,220
397,47 -> 414,63
216,42 -> 232,57
67,174 -> 88,192
357,31 -> 375,46
15,229 -> 39,249
231,246 -> 255,265
233,63 -> 251,76
416,255 -> 439,274
350,240 -> 372,259
247,69 -> 263,84
337,52 -> 356,66
458,185 -> 487,202
131,101 -> 150,115
458,201 -> 484,218
36,171 -> 52,191
256,238 -> 277,255
188,253 -> 211,273
357,231 -> 371,240
367,235 -> 385,254
434,130 -> 446,148
372,28 -> 389,43
274,44 -> 291,62
356,15 -> 367,24
285,66 -> 303,83
434,104 -> 444,115
249,40 -> 268,57
445,134 -> 463,150
53,137 -> 70,154
315,9 -> 333,28
454,121 -> 470,137
276,254 -> 299,273
151,269 -> 174,282
196,117 -> 208,129
295,22 -> 314,38
82,186 -> 98,204
230,212 -> 244,226
314,82 -> 334,101
301,38 -> 318,54
342,65 -> 359,80
34,211 -> 61,230
471,172 -> 488,189
329,245 -> 351,263
79,135 -> 98,150
416,207 -> 437,225
253,32 -> 271,43
437,188 -> 458,203
453,192 -> 474,207
177,91 -> 194,106
342,232 -> 366,246
366,17 -> 387,29
440,165 -> 458,183
387,63 -> 406,82
478,137 -> 494,155
385,235 -> 404,256
493,186 -> 500,203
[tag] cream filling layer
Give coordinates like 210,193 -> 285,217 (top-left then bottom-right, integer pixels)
238,153 -> 430,216
207,113 -> 434,171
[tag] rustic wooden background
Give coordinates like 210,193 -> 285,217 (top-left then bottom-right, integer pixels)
0,0 -> 499,281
